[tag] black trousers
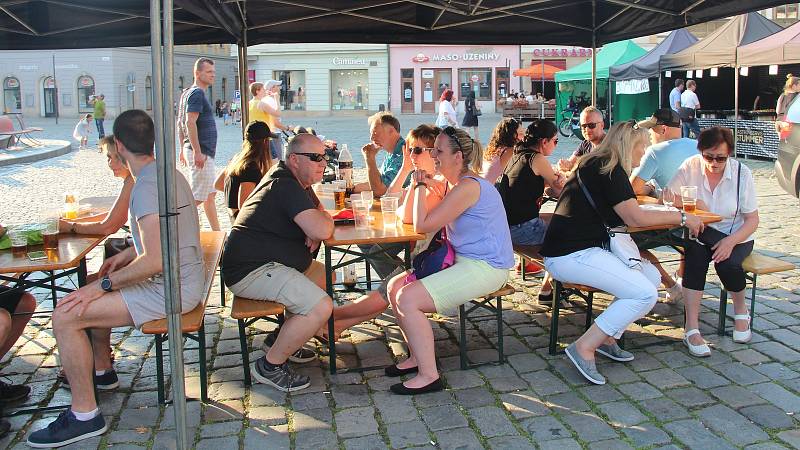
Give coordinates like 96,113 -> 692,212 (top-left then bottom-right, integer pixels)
683,226 -> 753,292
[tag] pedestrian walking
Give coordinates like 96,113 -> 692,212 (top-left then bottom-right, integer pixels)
461,90 -> 479,139
89,94 -> 106,141
72,113 -> 92,150
679,80 -> 701,138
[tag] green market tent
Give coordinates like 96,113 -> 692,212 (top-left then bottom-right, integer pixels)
555,40 -> 647,126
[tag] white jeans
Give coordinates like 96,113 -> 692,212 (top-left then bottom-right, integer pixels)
544,247 -> 660,339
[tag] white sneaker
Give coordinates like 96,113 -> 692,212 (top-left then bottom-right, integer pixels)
684,329 -> 711,357
665,284 -> 683,304
732,313 -> 752,343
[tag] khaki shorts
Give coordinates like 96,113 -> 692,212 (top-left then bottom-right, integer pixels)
420,255 -> 509,315
228,260 -> 328,316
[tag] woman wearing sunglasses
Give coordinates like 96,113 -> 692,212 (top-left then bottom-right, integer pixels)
482,118 -> 524,183
667,127 -> 759,357
540,122 -> 704,385
385,126 -> 514,395
323,125 -> 444,341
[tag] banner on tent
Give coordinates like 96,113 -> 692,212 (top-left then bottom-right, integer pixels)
615,79 -> 649,95
697,118 -> 778,159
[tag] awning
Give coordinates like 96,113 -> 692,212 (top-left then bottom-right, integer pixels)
738,20 -> 800,67
555,40 -> 647,82
513,63 -> 564,80
609,28 -> 698,80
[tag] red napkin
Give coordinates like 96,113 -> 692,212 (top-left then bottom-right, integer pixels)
332,209 -> 354,220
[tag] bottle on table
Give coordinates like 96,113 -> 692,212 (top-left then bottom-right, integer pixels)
338,144 -> 353,194
63,193 -> 78,220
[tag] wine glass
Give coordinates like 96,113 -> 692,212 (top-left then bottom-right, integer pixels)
661,188 -> 675,209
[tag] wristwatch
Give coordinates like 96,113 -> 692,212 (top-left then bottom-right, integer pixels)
100,275 -> 114,292
680,211 -> 687,228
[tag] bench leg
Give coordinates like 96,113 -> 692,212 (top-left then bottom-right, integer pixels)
549,282 -> 562,355
521,257 -> 527,281
198,326 -> 208,403
219,270 -> 225,307
238,319 -> 252,386
459,304 -> 468,370
718,288 -> 728,336
155,334 -> 166,405
749,273 -> 757,329
496,296 -> 504,365
584,292 -> 593,331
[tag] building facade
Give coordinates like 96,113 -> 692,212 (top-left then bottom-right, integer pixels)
389,44 -> 520,114
1,45 -> 237,119
246,44 -> 389,114
518,45 -> 594,99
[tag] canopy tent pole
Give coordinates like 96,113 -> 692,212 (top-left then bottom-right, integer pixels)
150,0 -> 189,448
591,0 -> 597,106
238,2 -> 249,138
541,56 -> 545,118
734,64 -> 740,157
658,70 -> 662,108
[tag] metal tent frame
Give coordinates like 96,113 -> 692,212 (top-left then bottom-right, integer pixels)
1,2 -> 791,448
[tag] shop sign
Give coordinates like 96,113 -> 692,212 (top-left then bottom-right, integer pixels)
18,64 -> 38,71
332,57 -> 368,66
430,52 -> 500,62
470,74 -> 479,82
44,78 -> 55,88
696,117 -> 778,159
79,76 -> 93,87
421,69 -> 434,78
413,53 -> 430,63
532,48 -> 592,58
55,64 -> 79,69
5,78 -> 19,88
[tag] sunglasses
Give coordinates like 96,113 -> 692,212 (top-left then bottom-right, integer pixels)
294,152 -> 330,163
410,146 -> 434,155
443,126 -> 465,153
701,153 -> 729,164
580,122 -> 601,130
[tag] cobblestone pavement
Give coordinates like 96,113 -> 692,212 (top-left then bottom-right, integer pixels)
1,115 -> 800,449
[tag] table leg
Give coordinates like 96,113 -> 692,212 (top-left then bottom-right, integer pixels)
49,270 -> 58,309
78,257 -> 88,286
404,243 -> 411,269
325,246 -> 337,374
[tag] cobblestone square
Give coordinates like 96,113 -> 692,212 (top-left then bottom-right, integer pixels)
1,114 -> 799,449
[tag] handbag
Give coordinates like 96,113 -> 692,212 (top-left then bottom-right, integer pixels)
405,227 -> 456,282
576,170 -> 643,270
678,106 -> 695,121
103,234 -> 133,259
474,103 -> 482,117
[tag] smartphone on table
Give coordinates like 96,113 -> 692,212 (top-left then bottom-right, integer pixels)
28,251 -> 47,261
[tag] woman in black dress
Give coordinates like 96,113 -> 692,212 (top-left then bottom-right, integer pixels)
462,90 -> 479,139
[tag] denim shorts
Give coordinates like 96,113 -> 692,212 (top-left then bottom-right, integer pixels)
509,217 -> 547,246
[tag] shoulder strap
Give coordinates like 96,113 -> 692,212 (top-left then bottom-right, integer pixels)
730,161 -> 741,234
576,169 -> 610,230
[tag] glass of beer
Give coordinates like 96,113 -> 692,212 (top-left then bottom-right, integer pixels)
333,187 -> 346,210
380,196 -> 399,228
42,212 -> 59,250
680,186 -> 698,213
8,227 -> 27,256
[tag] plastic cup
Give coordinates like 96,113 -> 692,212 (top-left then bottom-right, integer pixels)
361,191 -> 374,203
352,199 -> 370,230
333,188 -> 346,210
42,212 -> 59,250
680,185 -> 698,213
8,228 -> 27,256
380,196 -> 399,228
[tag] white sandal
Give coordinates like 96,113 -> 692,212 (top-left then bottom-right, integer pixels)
732,313 -> 752,343
684,329 -> 711,357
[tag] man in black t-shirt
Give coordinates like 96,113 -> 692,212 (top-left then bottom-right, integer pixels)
558,106 -> 606,171
222,134 -> 334,392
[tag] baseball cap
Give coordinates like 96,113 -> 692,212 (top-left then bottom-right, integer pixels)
245,120 -> 280,140
636,108 -> 681,129
264,79 -> 282,89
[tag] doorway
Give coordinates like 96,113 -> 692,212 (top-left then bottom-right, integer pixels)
401,69 -> 414,114
43,77 -> 56,117
421,68 -> 451,114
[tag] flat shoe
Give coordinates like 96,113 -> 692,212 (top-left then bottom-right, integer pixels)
596,343 -> 634,362
684,329 -> 711,357
385,364 -> 419,377
565,343 -> 606,385
390,378 -> 443,395
732,313 -> 752,343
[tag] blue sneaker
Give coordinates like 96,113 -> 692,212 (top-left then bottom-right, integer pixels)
61,369 -> 119,391
27,409 -> 107,448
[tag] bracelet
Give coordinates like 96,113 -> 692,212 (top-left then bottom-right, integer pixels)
414,182 -> 428,189
680,211 -> 687,228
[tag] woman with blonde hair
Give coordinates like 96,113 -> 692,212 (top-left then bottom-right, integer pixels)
540,121 -> 704,385
482,118 -> 524,183
385,126 -> 514,395
777,74 -> 800,116
215,121 -> 278,220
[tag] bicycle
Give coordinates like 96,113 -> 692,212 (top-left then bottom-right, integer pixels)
558,106 -> 580,138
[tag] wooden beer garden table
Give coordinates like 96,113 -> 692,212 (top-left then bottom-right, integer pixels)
629,195 -> 722,249
322,206 -> 425,374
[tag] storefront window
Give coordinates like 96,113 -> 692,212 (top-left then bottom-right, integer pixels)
274,70 -> 306,111
77,75 -> 95,113
3,77 -> 21,113
458,68 -> 492,101
331,69 -> 368,110
145,76 -> 152,110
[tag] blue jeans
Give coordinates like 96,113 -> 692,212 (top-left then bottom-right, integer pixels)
95,118 -> 105,139
270,138 -> 282,160
681,119 -> 700,138
509,217 -> 547,246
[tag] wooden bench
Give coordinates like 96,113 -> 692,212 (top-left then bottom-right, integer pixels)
457,284 -> 516,369
717,252 -> 796,336
549,281 -> 600,355
230,296 -> 285,386
513,244 -> 543,281
141,230 -> 226,405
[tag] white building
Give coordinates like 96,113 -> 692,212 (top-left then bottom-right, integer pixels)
2,45 -> 237,119
246,44 -> 389,115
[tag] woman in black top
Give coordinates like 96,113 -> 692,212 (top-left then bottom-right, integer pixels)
540,122 -> 704,385
497,119 -> 565,246
461,90 -> 479,138
215,121 -> 277,220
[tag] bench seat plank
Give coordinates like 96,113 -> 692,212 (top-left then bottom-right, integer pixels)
231,296 -> 285,319
742,253 -> 795,275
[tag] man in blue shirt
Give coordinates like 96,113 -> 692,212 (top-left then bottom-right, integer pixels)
177,57 -> 220,231
354,112 -> 405,197
669,79 -> 684,113
631,108 -> 697,304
